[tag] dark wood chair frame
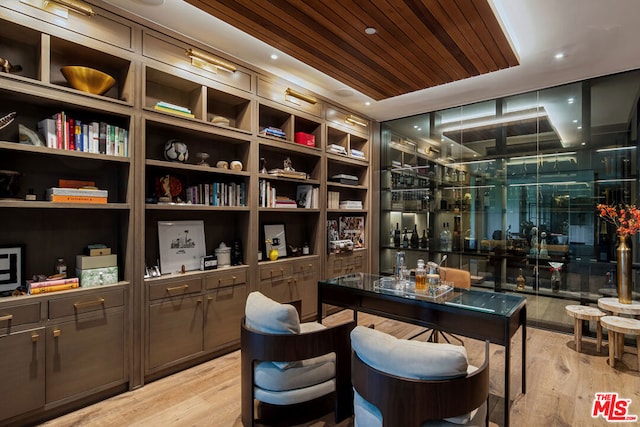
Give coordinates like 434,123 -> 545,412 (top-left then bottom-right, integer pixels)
351,340 -> 490,427
240,307 -> 356,427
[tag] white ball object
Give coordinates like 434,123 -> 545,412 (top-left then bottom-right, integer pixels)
164,139 -> 189,162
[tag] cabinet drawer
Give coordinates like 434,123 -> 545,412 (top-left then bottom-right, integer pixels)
204,267 -> 248,290
142,31 -> 251,92
48,287 -> 124,319
4,0 -> 133,50
292,259 -> 318,277
257,77 -> 323,117
259,263 -> 294,281
0,301 -> 41,329
148,277 -> 202,301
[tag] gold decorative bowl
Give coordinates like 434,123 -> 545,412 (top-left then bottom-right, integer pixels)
60,66 -> 116,95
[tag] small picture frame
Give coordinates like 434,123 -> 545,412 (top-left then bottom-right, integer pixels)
158,220 -> 206,274
0,244 -> 25,293
264,223 -> 287,258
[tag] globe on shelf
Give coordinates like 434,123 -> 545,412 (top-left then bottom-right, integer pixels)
164,139 -> 189,163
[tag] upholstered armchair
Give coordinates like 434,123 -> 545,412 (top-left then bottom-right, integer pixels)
440,267 -> 471,289
350,325 -> 490,427
241,291 -> 356,426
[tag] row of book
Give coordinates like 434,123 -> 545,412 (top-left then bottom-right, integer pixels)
184,182 -> 247,206
37,112 -> 128,156
260,126 -> 286,139
259,180 -> 320,208
27,277 -> 79,294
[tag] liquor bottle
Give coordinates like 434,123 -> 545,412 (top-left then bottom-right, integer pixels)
415,259 -> 427,291
394,222 -> 401,248
452,217 -> 461,251
598,220 -> 610,262
420,229 -> 428,249
440,222 -> 451,252
410,224 -> 419,248
402,227 -> 409,248
516,268 -> 525,291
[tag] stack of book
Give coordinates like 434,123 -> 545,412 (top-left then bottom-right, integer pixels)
153,101 -> 195,118
47,187 -> 108,204
76,252 -> 118,288
274,196 -> 297,208
28,277 -> 79,295
328,144 -> 347,155
339,200 -> 363,210
330,173 -> 359,185
350,148 -> 366,160
260,126 -> 286,139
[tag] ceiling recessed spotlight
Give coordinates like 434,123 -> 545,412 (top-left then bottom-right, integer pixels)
567,98 -> 575,104
572,119 -> 578,123
577,126 -> 582,129
364,27 -> 377,35
581,142 -> 586,146
554,52 -> 565,59
417,128 -> 422,131
270,54 -> 278,60
413,125 -> 418,129
364,101 -> 371,106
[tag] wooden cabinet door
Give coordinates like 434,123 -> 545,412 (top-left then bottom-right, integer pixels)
203,284 -> 247,351
147,294 -> 203,371
292,260 -> 319,319
0,327 -> 45,420
45,310 -> 126,404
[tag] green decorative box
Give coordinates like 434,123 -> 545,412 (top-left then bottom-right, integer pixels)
76,266 -> 118,288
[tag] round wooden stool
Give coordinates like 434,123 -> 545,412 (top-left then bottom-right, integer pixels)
600,316 -> 640,371
565,305 -> 606,352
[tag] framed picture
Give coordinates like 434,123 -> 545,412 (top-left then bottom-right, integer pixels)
339,216 -> 365,248
264,223 -> 287,258
158,220 -> 206,274
0,244 -> 25,293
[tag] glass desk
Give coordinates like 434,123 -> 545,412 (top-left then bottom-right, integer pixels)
318,273 -> 527,427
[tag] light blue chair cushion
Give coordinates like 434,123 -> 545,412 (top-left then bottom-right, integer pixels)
351,326 -> 484,425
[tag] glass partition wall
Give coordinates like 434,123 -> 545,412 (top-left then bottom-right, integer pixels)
380,70 -> 640,332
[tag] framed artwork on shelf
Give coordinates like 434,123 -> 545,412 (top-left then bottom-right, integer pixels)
264,223 -> 287,258
339,216 -> 365,248
158,220 -> 206,274
0,244 -> 25,293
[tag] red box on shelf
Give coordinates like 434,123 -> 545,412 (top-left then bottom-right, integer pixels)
294,132 -> 315,147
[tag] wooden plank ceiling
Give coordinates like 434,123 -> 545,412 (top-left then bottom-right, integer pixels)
184,0 -> 519,100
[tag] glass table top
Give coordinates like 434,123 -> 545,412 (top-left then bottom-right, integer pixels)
320,273 -> 526,317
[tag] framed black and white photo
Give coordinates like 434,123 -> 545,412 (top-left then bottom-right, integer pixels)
263,223 -> 287,258
0,245 -> 25,293
158,220 -> 206,274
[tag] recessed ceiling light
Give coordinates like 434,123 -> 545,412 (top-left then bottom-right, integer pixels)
567,98 -> 575,104
572,119 -> 578,123
364,101 -> 371,106
581,142 -> 586,146
270,54 -> 278,60
364,27 -> 377,35
413,125 -> 418,129
336,88 -> 354,97
577,126 -> 582,129
554,52 -> 565,59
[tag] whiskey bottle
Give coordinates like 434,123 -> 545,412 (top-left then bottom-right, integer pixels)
410,224 -> 419,248
420,229 -> 428,249
394,223 -> 401,248
402,227 -> 409,248
516,268 -> 525,291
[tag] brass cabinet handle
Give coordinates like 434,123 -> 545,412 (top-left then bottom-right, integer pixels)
53,329 -> 61,338
166,284 -> 189,292
0,314 -> 13,322
74,298 -> 105,309
32,333 -> 40,342
207,296 -> 213,302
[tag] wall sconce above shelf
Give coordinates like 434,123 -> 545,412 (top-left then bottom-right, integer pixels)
185,48 -> 237,74
345,114 -> 368,127
284,88 -> 317,105
20,0 -> 95,18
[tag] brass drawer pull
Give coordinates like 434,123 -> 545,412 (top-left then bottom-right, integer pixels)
53,329 -> 61,338
32,333 -> 40,342
0,314 -> 13,322
74,298 -> 105,309
166,284 -> 189,292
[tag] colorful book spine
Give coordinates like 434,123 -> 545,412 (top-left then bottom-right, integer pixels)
30,282 -> 80,294
153,104 -> 196,118
48,195 -> 108,204
28,277 -> 79,289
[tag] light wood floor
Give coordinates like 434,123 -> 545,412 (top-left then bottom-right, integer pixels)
41,311 -> 640,427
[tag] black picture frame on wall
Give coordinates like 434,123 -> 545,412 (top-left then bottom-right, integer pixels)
0,244 -> 25,293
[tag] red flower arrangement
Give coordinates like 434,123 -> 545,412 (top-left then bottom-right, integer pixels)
597,204 -> 640,237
